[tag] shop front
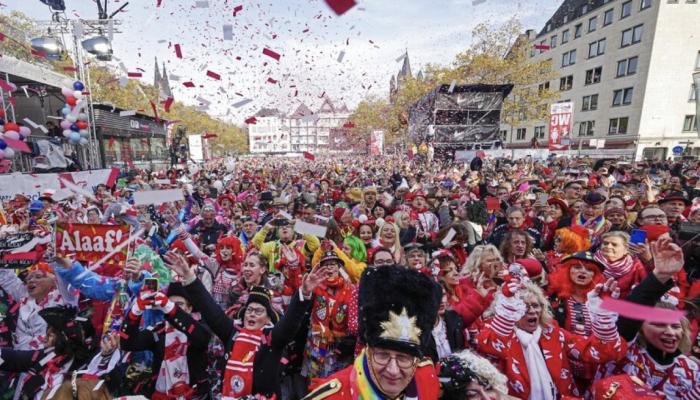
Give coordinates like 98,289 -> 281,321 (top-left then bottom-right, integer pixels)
93,104 -> 169,171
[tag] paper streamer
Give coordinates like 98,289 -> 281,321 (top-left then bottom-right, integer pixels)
88,229 -> 144,271
60,177 -> 97,202
601,297 -> 687,324
441,228 -> 456,247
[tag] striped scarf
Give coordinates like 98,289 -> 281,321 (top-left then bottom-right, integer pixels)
349,350 -> 383,400
222,328 -> 264,398
594,249 -> 634,279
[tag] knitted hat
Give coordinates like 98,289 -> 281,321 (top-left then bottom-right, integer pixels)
333,207 -> 348,222
358,266 -> 441,357
238,286 -> 279,324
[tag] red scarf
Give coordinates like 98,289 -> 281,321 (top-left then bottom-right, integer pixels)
594,249 -> 634,279
222,328 -> 265,398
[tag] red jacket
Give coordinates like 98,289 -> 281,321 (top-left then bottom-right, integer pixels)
452,277 -> 495,327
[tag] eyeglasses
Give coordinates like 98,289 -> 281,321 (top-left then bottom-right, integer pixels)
245,306 -> 267,316
524,302 -> 542,311
370,349 -> 416,369
643,214 -> 667,220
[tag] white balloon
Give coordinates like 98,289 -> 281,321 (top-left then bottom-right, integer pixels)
3,130 -> 19,140
63,129 -> 72,138
79,138 -> 88,145
3,147 -> 15,158
73,91 -> 83,100
78,113 -> 88,121
66,114 -> 77,123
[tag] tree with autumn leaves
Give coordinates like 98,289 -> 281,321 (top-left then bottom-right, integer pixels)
0,10 -> 248,154
349,18 -> 557,146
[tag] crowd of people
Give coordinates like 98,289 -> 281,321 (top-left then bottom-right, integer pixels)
0,152 -> 698,400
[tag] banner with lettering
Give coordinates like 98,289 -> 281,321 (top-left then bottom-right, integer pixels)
0,233 -> 50,269
55,224 -> 131,268
548,102 -> 573,151
0,168 -> 119,202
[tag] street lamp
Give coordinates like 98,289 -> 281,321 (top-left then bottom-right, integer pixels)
30,36 -> 63,60
81,35 -> 112,61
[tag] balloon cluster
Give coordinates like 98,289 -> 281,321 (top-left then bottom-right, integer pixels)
59,81 -> 90,146
0,81 -> 25,160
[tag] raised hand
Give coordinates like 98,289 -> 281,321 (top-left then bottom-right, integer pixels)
651,235 -> 684,283
163,251 -> 196,282
301,264 -> 331,297
124,258 -> 142,281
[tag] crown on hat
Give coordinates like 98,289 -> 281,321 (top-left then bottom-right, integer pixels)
380,308 -> 421,345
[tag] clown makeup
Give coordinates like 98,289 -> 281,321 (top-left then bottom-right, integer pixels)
569,263 -> 596,287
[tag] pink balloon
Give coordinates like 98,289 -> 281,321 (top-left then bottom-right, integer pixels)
0,149 -> 4,159
60,120 -> 72,130
61,87 -> 74,97
4,130 -> 19,140
63,129 -> 72,138
8,83 -> 16,92
18,126 -> 30,137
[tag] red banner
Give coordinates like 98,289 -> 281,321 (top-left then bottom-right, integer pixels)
55,224 -> 131,268
548,102 -> 573,151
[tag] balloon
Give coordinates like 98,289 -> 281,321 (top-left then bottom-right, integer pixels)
61,87 -> 74,97
62,106 -> 71,116
73,81 -> 85,91
76,121 -> 88,130
79,129 -> 89,138
0,109 -> 4,118
3,122 -> 18,132
4,130 -> 19,140
73,91 -> 83,100
70,123 -> 80,132
18,126 -> 30,137
0,149 -> 4,159
78,113 -> 88,121
66,114 -> 77,123
4,148 -> 14,158
79,138 -> 88,146
0,139 -> 6,150
65,96 -> 77,107
0,118 -> 4,125
60,120 -> 72,130
7,83 -> 16,92
69,131 -> 80,142
63,129 -> 72,138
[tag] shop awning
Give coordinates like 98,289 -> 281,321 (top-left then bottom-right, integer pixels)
0,56 -> 74,89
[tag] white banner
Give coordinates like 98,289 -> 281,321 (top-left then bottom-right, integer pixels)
189,134 -> 204,162
370,130 -> 384,156
0,168 -> 118,202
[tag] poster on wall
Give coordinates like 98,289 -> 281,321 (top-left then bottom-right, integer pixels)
370,130 -> 384,155
548,102 -> 573,151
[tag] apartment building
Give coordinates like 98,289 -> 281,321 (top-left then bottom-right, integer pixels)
502,0 -> 700,160
248,108 -> 290,154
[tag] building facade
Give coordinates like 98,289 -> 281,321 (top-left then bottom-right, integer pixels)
287,97 -> 351,152
248,108 -> 291,154
502,0 -> 700,160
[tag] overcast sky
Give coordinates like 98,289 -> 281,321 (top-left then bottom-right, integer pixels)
5,0 -> 561,124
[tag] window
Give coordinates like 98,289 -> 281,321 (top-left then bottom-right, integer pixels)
516,128 -> 527,140
609,117 -> 629,135
588,17 -> 597,32
588,39 -> 606,58
621,1 -> 633,18
617,56 -> 639,77
562,50 -> 577,67
612,87 -> 634,106
500,130 -> 508,140
562,29 -> 570,44
579,121 -> 596,136
551,35 -> 558,48
574,24 -> 582,38
684,115 -> 698,132
535,126 -> 546,139
604,9 -> 614,25
641,0 -> 652,9
622,25 -> 643,47
560,75 -> 574,91
695,51 -> 700,69
585,67 -> 603,84
582,94 -> 599,111
691,83 -> 697,101
538,82 -> 550,93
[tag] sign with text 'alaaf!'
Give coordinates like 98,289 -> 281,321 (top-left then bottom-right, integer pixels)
55,224 -> 131,268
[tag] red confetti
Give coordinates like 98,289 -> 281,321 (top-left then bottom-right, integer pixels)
324,0 -> 356,15
182,81 -> 195,88
267,77 -> 277,84
30,49 -> 46,58
127,72 -> 142,78
244,116 -> 257,125
262,47 -> 280,61
233,4 -> 243,16
206,70 -> 221,80
63,66 -> 78,72
157,0 -> 163,6
174,44 -> 183,59
303,151 -> 315,161
163,97 -> 174,112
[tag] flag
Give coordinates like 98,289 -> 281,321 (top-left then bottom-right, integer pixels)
534,44 -> 551,50
303,151 -> 315,161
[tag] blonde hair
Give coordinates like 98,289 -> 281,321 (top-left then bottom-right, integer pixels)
392,210 -> 409,229
639,302 -> 692,355
461,244 -> 503,279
